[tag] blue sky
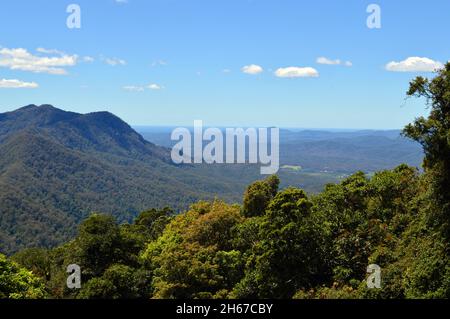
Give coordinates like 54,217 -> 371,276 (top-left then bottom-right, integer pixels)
0,0 -> 449,129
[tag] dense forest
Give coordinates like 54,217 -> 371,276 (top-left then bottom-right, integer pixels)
1,65 -> 449,299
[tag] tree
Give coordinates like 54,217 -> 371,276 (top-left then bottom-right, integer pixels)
0,254 -> 46,299
12,248 -> 52,281
142,201 -> 245,298
78,264 -> 151,299
400,64 -> 450,298
234,188 -> 322,298
76,214 -> 123,278
404,62 -> 450,236
133,207 -> 173,241
242,175 -> 280,217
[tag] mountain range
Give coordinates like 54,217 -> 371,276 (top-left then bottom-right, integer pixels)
138,126 -> 424,173
0,105 -> 424,254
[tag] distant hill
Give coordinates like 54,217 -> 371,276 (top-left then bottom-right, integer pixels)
279,130 -> 423,172
138,127 -> 424,173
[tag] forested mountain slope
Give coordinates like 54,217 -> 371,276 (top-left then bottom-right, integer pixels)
0,105 -> 244,254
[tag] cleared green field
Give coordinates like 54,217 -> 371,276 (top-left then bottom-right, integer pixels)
281,165 -> 302,171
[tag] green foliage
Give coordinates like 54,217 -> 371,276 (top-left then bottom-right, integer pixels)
404,62 -> 450,237
5,164 -> 449,299
235,188 -> 323,298
76,214 -> 124,278
242,175 -> 280,217
12,248 -> 52,281
132,207 -> 173,241
0,253 -> 46,299
293,284 -> 359,299
78,264 -> 152,299
142,201 -> 244,298
6,209 -> 171,299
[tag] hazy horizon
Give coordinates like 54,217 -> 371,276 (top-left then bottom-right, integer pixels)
133,125 -> 404,132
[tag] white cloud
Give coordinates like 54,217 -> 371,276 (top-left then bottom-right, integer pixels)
0,47 -> 77,75
316,57 -> 341,65
0,78 -> 38,89
151,60 -> 167,67
123,83 -> 163,91
316,57 -> 352,67
115,0 -> 128,3
123,85 -> 144,92
385,57 -> 444,72
83,56 -> 95,63
148,83 -> 162,90
241,64 -> 263,75
36,47 -> 66,55
104,57 -> 126,66
275,66 -> 319,78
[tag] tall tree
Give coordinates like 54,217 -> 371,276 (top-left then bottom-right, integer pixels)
404,62 -> 450,237
242,175 -> 280,217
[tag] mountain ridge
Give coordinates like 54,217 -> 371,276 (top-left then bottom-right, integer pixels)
0,104 -> 170,161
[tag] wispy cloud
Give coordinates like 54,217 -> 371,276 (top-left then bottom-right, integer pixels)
0,47 -> 77,75
275,66 -> 319,78
241,64 -> 263,75
103,57 -> 127,66
82,56 -> 95,63
123,83 -> 163,92
123,85 -> 144,92
36,47 -> 66,55
385,57 -> 443,72
151,60 -> 167,67
0,78 -> 38,88
148,83 -> 162,90
316,57 -> 352,67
